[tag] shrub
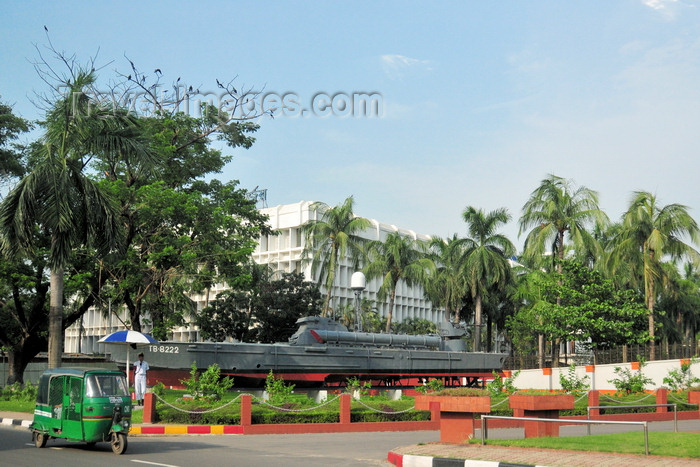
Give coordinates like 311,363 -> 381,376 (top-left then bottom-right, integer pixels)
180,362 -> 234,401
345,377 -> 372,396
559,364 -> 590,395
429,387 -> 489,397
415,378 -> 445,394
486,370 -> 519,396
265,370 -> 295,403
608,359 -> 653,395
151,381 -> 166,397
1,381 -> 37,401
663,358 -> 700,391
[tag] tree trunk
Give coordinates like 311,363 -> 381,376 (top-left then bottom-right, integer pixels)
551,338 -> 560,368
6,350 -> 29,385
48,267 -> 65,369
473,294 -> 482,352
538,334 -> 545,369
645,248 -> 656,361
385,286 -> 396,333
486,314 -> 493,353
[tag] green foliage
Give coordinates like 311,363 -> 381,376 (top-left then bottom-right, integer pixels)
474,432 -> 700,458
345,377 -> 372,396
416,378 -> 445,394
428,387 -> 489,397
507,260 -> 649,352
392,317 -> 438,335
559,364 -> 590,395
486,370 -> 519,396
265,371 -> 295,403
608,359 -> 653,395
301,196 -> 371,316
198,270 -> 322,343
663,358 -> 700,391
180,362 -> 234,401
0,381 -> 37,401
363,232 -> 432,332
151,381 -> 166,397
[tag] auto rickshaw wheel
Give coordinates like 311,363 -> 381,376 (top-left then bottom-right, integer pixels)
34,432 -> 47,448
111,432 -> 128,455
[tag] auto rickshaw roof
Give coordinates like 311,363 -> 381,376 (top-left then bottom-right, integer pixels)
40,367 -> 124,377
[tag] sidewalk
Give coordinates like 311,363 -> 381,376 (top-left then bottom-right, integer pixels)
388,419 -> 700,467
388,443 -> 700,466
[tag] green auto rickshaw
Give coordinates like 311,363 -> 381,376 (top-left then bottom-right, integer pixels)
31,368 -> 132,454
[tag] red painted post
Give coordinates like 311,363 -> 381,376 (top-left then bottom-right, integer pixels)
522,410 -> 559,438
142,392 -> 157,423
240,394 -> 252,426
588,390 -> 600,417
340,393 -> 351,424
429,401 -> 441,423
656,388 -> 668,413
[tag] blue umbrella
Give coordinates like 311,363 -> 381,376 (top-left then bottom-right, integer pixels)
98,330 -> 159,390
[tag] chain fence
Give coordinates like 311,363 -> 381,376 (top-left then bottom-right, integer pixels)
152,389 -> 695,416
152,392 -> 414,415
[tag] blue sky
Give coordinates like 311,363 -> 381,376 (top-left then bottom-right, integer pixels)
2,1 -> 699,250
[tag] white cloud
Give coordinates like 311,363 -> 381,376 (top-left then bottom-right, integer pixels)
641,0 -> 683,19
381,54 -> 432,79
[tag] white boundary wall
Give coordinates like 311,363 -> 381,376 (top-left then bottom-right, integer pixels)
511,359 -> 700,391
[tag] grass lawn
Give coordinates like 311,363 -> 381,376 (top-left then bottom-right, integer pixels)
0,400 -> 34,413
474,432 -> 700,458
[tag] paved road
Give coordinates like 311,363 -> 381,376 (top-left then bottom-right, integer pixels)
0,424 -> 439,467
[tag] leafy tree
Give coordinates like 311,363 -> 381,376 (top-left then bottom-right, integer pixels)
197,271 -> 322,343
0,239 -> 49,384
461,206 -> 515,352
89,59 -> 270,337
519,174 -> 608,366
656,266 -> 700,354
301,196 -> 370,316
0,98 -> 31,187
0,70 -> 148,368
2,43 -> 271,379
363,232 -> 432,333
519,174 -> 608,270
507,260 -> 649,364
609,191 -> 700,360
424,234 -> 468,324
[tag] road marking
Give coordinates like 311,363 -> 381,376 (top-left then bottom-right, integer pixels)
131,460 -> 180,467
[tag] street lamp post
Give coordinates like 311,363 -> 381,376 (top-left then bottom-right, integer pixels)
350,272 -> 366,332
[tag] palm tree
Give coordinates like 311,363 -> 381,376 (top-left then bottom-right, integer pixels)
462,206 -> 515,352
0,70 -> 148,368
519,174 -> 607,366
300,196 -> 370,316
424,234 -> 468,324
610,191 -> 700,360
519,174 -> 608,272
363,232 -> 432,333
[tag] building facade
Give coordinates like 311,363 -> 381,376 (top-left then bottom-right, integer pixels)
65,201 -> 439,353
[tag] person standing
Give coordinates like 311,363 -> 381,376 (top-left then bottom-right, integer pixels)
133,352 -> 149,405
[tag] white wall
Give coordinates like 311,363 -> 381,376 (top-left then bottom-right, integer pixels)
510,359 -> 700,392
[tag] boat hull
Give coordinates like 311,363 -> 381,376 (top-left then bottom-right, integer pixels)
107,340 -> 506,389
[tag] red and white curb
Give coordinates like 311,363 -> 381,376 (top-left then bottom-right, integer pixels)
0,417 -> 32,428
387,451 -> 546,467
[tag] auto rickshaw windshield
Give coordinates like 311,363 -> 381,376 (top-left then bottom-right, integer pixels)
85,374 -> 129,397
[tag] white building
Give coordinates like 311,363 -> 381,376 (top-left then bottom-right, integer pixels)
254,201 -> 438,323
65,201 -> 439,353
